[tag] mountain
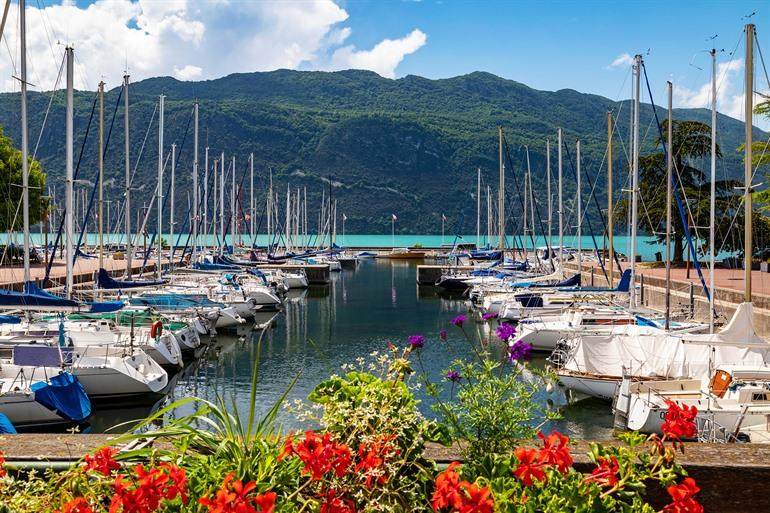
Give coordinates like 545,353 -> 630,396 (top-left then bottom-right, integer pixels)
0,69 -> 765,236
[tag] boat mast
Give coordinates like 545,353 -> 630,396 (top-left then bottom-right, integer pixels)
98,81 -> 105,273
607,112 -> 613,286
65,46 -> 74,298
250,152 -> 254,243
523,156 -> 528,261
528,155 -> 535,261
744,24 -> 754,301
20,0 -> 30,283
203,146 -> 209,252
709,49 -> 717,331
577,140 -> 582,275
630,54 -> 641,309
123,73 -> 132,278
192,102 -> 198,263
486,185 -> 491,244
498,127 -> 505,253
219,151 -> 224,254
157,94 -> 164,278
476,168 -> 481,247
546,139 -> 552,254
557,128 -> 563,268
665,82 -> 673,330
231,155 -> 236,248
169,142 -> 176,268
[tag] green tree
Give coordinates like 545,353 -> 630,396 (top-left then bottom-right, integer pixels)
617,119 -> 742,262
0,126 -> 48,231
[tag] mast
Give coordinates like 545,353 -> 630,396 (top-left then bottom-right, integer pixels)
219,151 -> 224,254
486,185 -> 491,244
98,81 -> 105,272
744,24 -> 754,301
250,153 -> 254,242
212,157 -> 218,251
709,49 -> 717,330
20,0 -> 30,283
523,164 -> 528,260
576,140 -> 582,274
607,112 -> 614,286
203,147 -> 209,251
231,155 -> 236,248
123,73 -> 132,278
557,128 -> 563,267
285,184 -> 291,252
546,139 -> 552,253
169,142 -> 176,268
476,168 -> 481,247
630,54 -> 642,309
498,127 -> 505,252
665,82 -> 673,330
157,94 -> 164,278
192,102 -> 198,262
65,46 -> 74,298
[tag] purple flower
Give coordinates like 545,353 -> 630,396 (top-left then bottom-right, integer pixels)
451,314 -> 467,327
408,335 -> 425,349
496,323 -> 516,342
439,329 -> 448,341
508,339 -> 533,362
482,312 -> 498,320
446,370 -> 461,382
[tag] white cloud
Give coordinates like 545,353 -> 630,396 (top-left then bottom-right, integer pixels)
328,29 -> 427,79
1,0 -> 427,93
607,52 -> 634,69
674,58 -> 769,129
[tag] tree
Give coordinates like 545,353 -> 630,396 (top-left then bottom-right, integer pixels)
0,126 -> 48,231
617,119 -> 743,262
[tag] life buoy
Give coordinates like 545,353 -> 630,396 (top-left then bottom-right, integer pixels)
150,320 -> 163,339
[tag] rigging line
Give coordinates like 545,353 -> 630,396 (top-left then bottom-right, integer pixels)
34,0 -> 58,73
43,90 -> 100,283
32,50 -> 64,159
642,61 -> 712,306
754,32 -> 770,91
499,141 -> 528,257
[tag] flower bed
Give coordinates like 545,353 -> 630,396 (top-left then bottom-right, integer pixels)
0,315 -> 703,512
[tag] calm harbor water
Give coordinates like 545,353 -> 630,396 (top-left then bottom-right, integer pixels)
88,259 -> 614,439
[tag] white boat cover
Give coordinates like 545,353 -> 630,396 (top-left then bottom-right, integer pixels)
564,303 -> 770,379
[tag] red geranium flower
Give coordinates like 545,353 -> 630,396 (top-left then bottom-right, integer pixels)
662,400 -> 698,440
199,472 -> 275,513
253,492 -> 277,513
293,431 -> 352,480
56,497 -> 94,513
458,482 -> 494,513
537,431 -> 573,473
432,462 -> 463,511
84,447 -> 121,476
512,447 -> 546,486
0,450 -> 6,478
320,489 -> 356,513
355,435 -> 398,488
664,477 -> 704,513
584,456 -> 620,488
109,463 -> 188,513
278,435 -> 294,461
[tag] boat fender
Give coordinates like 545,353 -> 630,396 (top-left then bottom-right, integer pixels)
709,369 -> 732,399
150,321 -> 163,340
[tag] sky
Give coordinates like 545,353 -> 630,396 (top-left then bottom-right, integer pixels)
2,0 -> 769,127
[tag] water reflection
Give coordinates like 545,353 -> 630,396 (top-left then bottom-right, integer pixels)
89,260 -> 613,440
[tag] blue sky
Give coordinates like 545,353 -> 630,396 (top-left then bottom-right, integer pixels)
5,0 -> 769,124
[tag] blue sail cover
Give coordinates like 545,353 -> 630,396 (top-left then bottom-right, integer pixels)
0,283 -> 79,309
192,261 -> 240,271
30,372 -> 91,422
0,413 -> 16,434
88,300 -> 125,313
96,268 -> 166,289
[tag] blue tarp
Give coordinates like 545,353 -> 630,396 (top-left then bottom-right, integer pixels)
0,315 -> 21,324
30,372 -> 91,422
88,300 -> 125,313
0,283 -> 79,309
0,413 -> 16,434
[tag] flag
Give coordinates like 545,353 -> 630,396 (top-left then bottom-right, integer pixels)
441,214 -> 447,221
343,213 -> 347,221
392,214 -> 397,221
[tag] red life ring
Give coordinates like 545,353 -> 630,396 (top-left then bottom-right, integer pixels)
150,320 -> 163,339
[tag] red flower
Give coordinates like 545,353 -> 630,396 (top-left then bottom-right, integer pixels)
0,450 -> 6,478
56,498 -> 94,513
432,462 -> 463,511
664,478 -> 703,513
293,431 -> 352,480
84,447 -> 121,476
355,435 -> 399,488
512,447 -> 546,486
458,482 -> 494,513
109,463 -> 188,513
584,456 -> 620,488
199,472 -> 274,513
537,431 -> 573,473
278,435 -> 294,461
320,489 -> 356,513
159,463 -> 188,503
662,400 -> 698,440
